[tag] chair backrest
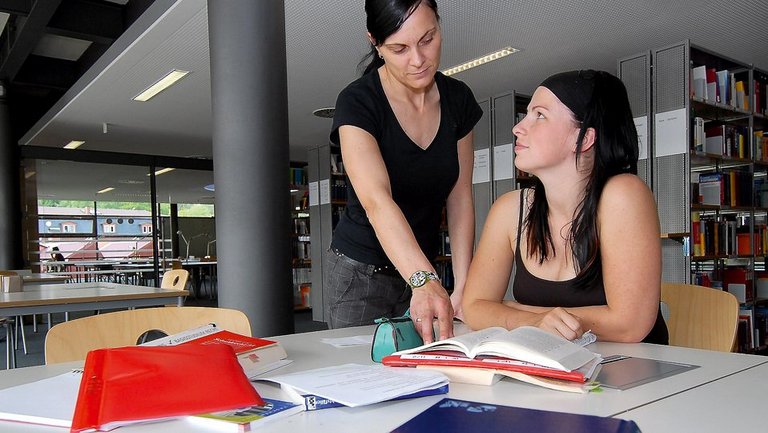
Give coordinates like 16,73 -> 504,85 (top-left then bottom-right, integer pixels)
45,306 -> 252,364
161,269 -> 189,290
660,282 -> 739,352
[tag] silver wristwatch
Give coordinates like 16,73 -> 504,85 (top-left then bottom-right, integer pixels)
408,270 -> 440,289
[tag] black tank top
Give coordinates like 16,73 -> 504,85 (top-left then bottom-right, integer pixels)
512,190 -> 668,344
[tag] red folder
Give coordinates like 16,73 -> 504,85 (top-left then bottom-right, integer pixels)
71,344 -> 264,432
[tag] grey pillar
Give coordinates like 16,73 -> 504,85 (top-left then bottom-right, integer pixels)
0,81 -> 22,269
208,1 -> 294,336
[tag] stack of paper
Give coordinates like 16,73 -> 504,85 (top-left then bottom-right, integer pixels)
258,363 -> 449,409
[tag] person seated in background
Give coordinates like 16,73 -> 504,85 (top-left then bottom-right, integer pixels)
50,246 -> 65,272
462,70 -> 668,344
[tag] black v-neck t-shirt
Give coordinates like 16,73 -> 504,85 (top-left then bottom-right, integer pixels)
329,71 -> 482,266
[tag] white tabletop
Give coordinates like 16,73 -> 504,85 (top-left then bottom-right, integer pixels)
0,282 -> 187,316
619,361 -> 768,432
0,324 -> 764,432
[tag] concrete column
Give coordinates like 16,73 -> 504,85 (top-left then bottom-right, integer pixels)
208,1 -> 294,336
0,81 -> 22,269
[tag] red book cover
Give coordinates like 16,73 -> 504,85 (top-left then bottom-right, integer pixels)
70,344 -> 264,433
382,351 -> 587,383
185,330 -> 278,355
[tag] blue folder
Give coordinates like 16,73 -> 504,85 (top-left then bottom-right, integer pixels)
391,398 -> 641,433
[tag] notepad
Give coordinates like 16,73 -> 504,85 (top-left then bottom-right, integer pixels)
596,355 -> 699,390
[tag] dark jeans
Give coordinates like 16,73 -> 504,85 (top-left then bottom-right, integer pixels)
324,248 -> 410,329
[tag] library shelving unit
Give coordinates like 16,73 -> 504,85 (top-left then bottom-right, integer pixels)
307,143 -> 341,322
650,40 -> 768,352
618,51 -> 653,188
290,162 -> 311,311
470,92 -> 530,296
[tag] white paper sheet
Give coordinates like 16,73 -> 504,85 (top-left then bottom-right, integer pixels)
473,149 -> 490,184
260,364 -> 448,407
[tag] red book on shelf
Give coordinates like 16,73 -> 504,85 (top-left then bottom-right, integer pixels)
382,350 -> 590,383
70,344 -> 264,433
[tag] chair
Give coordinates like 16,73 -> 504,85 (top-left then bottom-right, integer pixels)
44,306 -> 252,364
0,271 -> 27,362
161,269 -> 189,291
660,282 -> 739,352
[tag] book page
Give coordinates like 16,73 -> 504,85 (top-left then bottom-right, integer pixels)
395,327 -> 509,356
475,326 -> 598,371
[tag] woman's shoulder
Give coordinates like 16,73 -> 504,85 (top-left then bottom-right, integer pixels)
600,174 -> 655,210
339,72 -> 378,98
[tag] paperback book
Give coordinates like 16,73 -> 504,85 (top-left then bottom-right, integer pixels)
143,324 -> 289,378
190,398 -> 304,432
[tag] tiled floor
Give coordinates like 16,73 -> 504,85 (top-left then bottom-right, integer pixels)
1,295 -> 328,370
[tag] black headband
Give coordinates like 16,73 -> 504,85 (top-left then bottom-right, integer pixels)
539,70 -> 597,122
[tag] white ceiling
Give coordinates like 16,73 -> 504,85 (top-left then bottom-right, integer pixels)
17,0 -> 768,200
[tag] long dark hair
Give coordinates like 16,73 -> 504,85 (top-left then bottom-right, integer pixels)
526,70 -> 639,290
359,0 -> 439,75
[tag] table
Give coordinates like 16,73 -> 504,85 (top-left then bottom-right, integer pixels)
0,324 -> 765,432
0,282 -> 188,318
620,361 -> 768,432
21,274 -> 71,284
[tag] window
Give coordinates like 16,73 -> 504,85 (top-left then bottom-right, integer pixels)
61,222 -> 77,233
103,223 -> 116,234
141,224 -> 152,234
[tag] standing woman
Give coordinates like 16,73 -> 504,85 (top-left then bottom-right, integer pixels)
327,0 -> 482,342
462,70 -> 668,344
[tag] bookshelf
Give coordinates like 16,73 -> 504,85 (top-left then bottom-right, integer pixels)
290,162 -> 312,311
646,40 -> 768,352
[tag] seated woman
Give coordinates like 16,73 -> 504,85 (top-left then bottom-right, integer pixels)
462,70 -> 668,344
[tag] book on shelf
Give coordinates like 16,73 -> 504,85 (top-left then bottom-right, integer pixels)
716,69 -> 731,105
691,65 -> 707,99
190,398 -> 304,432
705,67 -> 718,104
70,344 -> 264,433
390,398 -> 642,433
143,324 -> 289,378
391,326 -> 601,373
258,363 -> 449,408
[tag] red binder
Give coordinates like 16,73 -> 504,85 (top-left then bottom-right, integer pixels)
71,344 -> 264,432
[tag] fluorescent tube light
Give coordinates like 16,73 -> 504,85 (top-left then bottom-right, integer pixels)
64,140 -> 85,149
441,46 -> 519,76
132,69 -> 189,102
97,187 -> 115,194
148,167 -> 176,176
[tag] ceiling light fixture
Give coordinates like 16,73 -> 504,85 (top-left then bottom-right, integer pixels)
132,69 -> 190,102
97,187 -> 115,194
148,167 -> 176,176
441,46 -> 519,76
63,140 -> 85,149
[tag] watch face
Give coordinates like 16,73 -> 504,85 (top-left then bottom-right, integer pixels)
410,271 -> 427,287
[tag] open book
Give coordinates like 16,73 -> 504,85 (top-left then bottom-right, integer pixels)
392,326 -> 600,372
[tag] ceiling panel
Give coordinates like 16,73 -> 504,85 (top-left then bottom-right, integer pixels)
15,0 -> 768,203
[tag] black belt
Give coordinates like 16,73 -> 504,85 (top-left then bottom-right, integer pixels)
372,264 -> 400,278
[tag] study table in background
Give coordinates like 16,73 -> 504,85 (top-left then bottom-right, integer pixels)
0,324 -> 765,433
0,282 -> 188,322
